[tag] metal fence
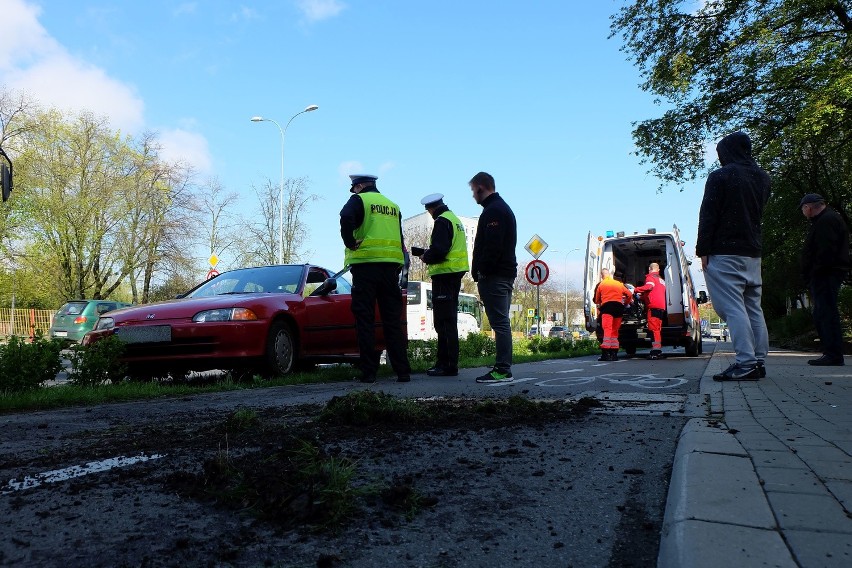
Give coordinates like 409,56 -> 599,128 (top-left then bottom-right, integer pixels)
0,308 -> 56,340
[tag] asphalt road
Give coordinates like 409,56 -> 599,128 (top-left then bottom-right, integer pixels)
1,347 -> 712,567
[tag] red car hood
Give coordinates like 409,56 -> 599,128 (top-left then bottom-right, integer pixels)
104,293 -> 299,324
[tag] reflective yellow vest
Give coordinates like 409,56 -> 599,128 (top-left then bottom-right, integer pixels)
428,210 -> 470,276
344,192 -> 405,265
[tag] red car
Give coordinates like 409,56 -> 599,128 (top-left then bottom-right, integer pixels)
82,264 -> 403,378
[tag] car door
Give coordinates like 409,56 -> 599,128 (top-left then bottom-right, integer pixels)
301,269 -> 358,355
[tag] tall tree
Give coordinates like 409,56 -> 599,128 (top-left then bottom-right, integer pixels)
17,110 -> 133,300
234,176 -> 320,268
121,135 -> 198,303
611,1 -> 852,316
611,0 -> 852,190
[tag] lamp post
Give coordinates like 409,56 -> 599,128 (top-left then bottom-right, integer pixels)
251,104 -> 319,264
563,248 -> 580,326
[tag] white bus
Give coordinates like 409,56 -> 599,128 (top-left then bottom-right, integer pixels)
406,281 -> 482,341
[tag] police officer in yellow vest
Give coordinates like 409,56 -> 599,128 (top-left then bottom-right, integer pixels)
411,193 -> 469,377
340,174 -> 411,383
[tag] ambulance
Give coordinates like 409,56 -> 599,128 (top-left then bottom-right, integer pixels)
583,225 -> 707,356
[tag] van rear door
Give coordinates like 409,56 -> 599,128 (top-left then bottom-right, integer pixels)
583,231 -> 602,332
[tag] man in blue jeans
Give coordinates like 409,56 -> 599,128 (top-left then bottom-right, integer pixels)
469,172 -> 517,383
696,131 -> 771,381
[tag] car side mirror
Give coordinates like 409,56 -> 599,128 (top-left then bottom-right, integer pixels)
697,291 -> 708,304
312,277 -> 338,296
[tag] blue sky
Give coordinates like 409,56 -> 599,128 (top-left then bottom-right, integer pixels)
1,0 -> 709,292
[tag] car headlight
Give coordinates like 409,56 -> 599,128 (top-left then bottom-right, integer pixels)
192,308 -> 258,322
95,317 -> 115,331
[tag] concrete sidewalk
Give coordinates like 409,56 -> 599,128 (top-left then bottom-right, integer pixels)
658,342 -> 852,568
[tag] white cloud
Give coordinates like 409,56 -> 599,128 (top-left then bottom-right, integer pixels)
296,0 -> 346,22
173,3 -> 198,17
337,160 -> 366,176
0,0 -> 212,173
0,0 -> 145,133
231,5 -> 259,22
158,128 -> 212,173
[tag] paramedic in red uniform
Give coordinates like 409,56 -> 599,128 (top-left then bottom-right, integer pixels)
593,268 -> 633,361
634,262 -> 667,360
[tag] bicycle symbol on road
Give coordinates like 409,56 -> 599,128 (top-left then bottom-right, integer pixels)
493,372 -> 689,389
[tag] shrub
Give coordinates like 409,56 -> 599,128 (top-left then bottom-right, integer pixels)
407,339 -> 437,363
526,335 -> 543,353
543,336 -> 565,353
67,335 -> 128,387
459,332 -> 496,358
839,285 -> 852,333
0,333 -> 63,392
766,308 -> 814,340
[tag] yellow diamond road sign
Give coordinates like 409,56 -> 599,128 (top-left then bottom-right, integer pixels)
208,253 -> 219,268
524,234 -> 548,259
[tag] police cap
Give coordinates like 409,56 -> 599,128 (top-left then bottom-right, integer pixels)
420,193 -> 444,209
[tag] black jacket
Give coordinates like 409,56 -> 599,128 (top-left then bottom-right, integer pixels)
696,132 -> 771,258
471,192 -> 517,281
421,204 -> 454,265
801,205 -> 851,283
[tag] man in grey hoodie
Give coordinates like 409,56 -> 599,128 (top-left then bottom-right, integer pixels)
696,131 -> 771,381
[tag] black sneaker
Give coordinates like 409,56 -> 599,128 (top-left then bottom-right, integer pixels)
757,360 -> 766,378
475,369 -> 513,384
713,364 -> 760,381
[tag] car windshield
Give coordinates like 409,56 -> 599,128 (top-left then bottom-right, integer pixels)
187,266 -> 307,298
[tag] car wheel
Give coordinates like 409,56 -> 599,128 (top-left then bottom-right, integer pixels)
265,321 -> 296,377
624,345 -> 637,356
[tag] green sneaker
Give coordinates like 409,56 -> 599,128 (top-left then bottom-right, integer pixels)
475,369 -> 514,383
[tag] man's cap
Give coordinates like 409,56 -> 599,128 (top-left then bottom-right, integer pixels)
420,193 -> 444,209
349,174 -> 377,193
799,193 -> 824,207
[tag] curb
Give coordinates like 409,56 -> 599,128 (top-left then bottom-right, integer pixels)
657,344 -> 798,568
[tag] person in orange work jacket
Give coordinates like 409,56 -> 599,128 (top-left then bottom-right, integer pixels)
594,268 -> 633,361
634,262 -> 667,360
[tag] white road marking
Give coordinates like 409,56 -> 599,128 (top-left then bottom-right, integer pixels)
2,453 -> 165,494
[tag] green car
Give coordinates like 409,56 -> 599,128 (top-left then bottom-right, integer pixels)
48,300 -> 132,344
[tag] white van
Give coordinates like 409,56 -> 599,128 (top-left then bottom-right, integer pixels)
583,225 -> 707,356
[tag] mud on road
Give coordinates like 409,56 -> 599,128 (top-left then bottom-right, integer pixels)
0,390 -> 683,568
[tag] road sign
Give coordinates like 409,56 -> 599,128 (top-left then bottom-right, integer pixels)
206,269 -> 220,280
524,234 -> 549,259
208,253 -> 219,268
527,308 -> 535,318
525,259 -> 549,286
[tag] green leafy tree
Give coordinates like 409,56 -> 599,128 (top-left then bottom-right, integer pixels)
611,0 -> 852,317
611,0 -> 852,193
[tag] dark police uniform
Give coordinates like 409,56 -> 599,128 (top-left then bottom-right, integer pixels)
340,175 -> 411,382
413,193 -> 469,376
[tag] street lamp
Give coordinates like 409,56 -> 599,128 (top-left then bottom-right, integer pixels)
563,248 -> 580,326
251,104 -> 319,264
